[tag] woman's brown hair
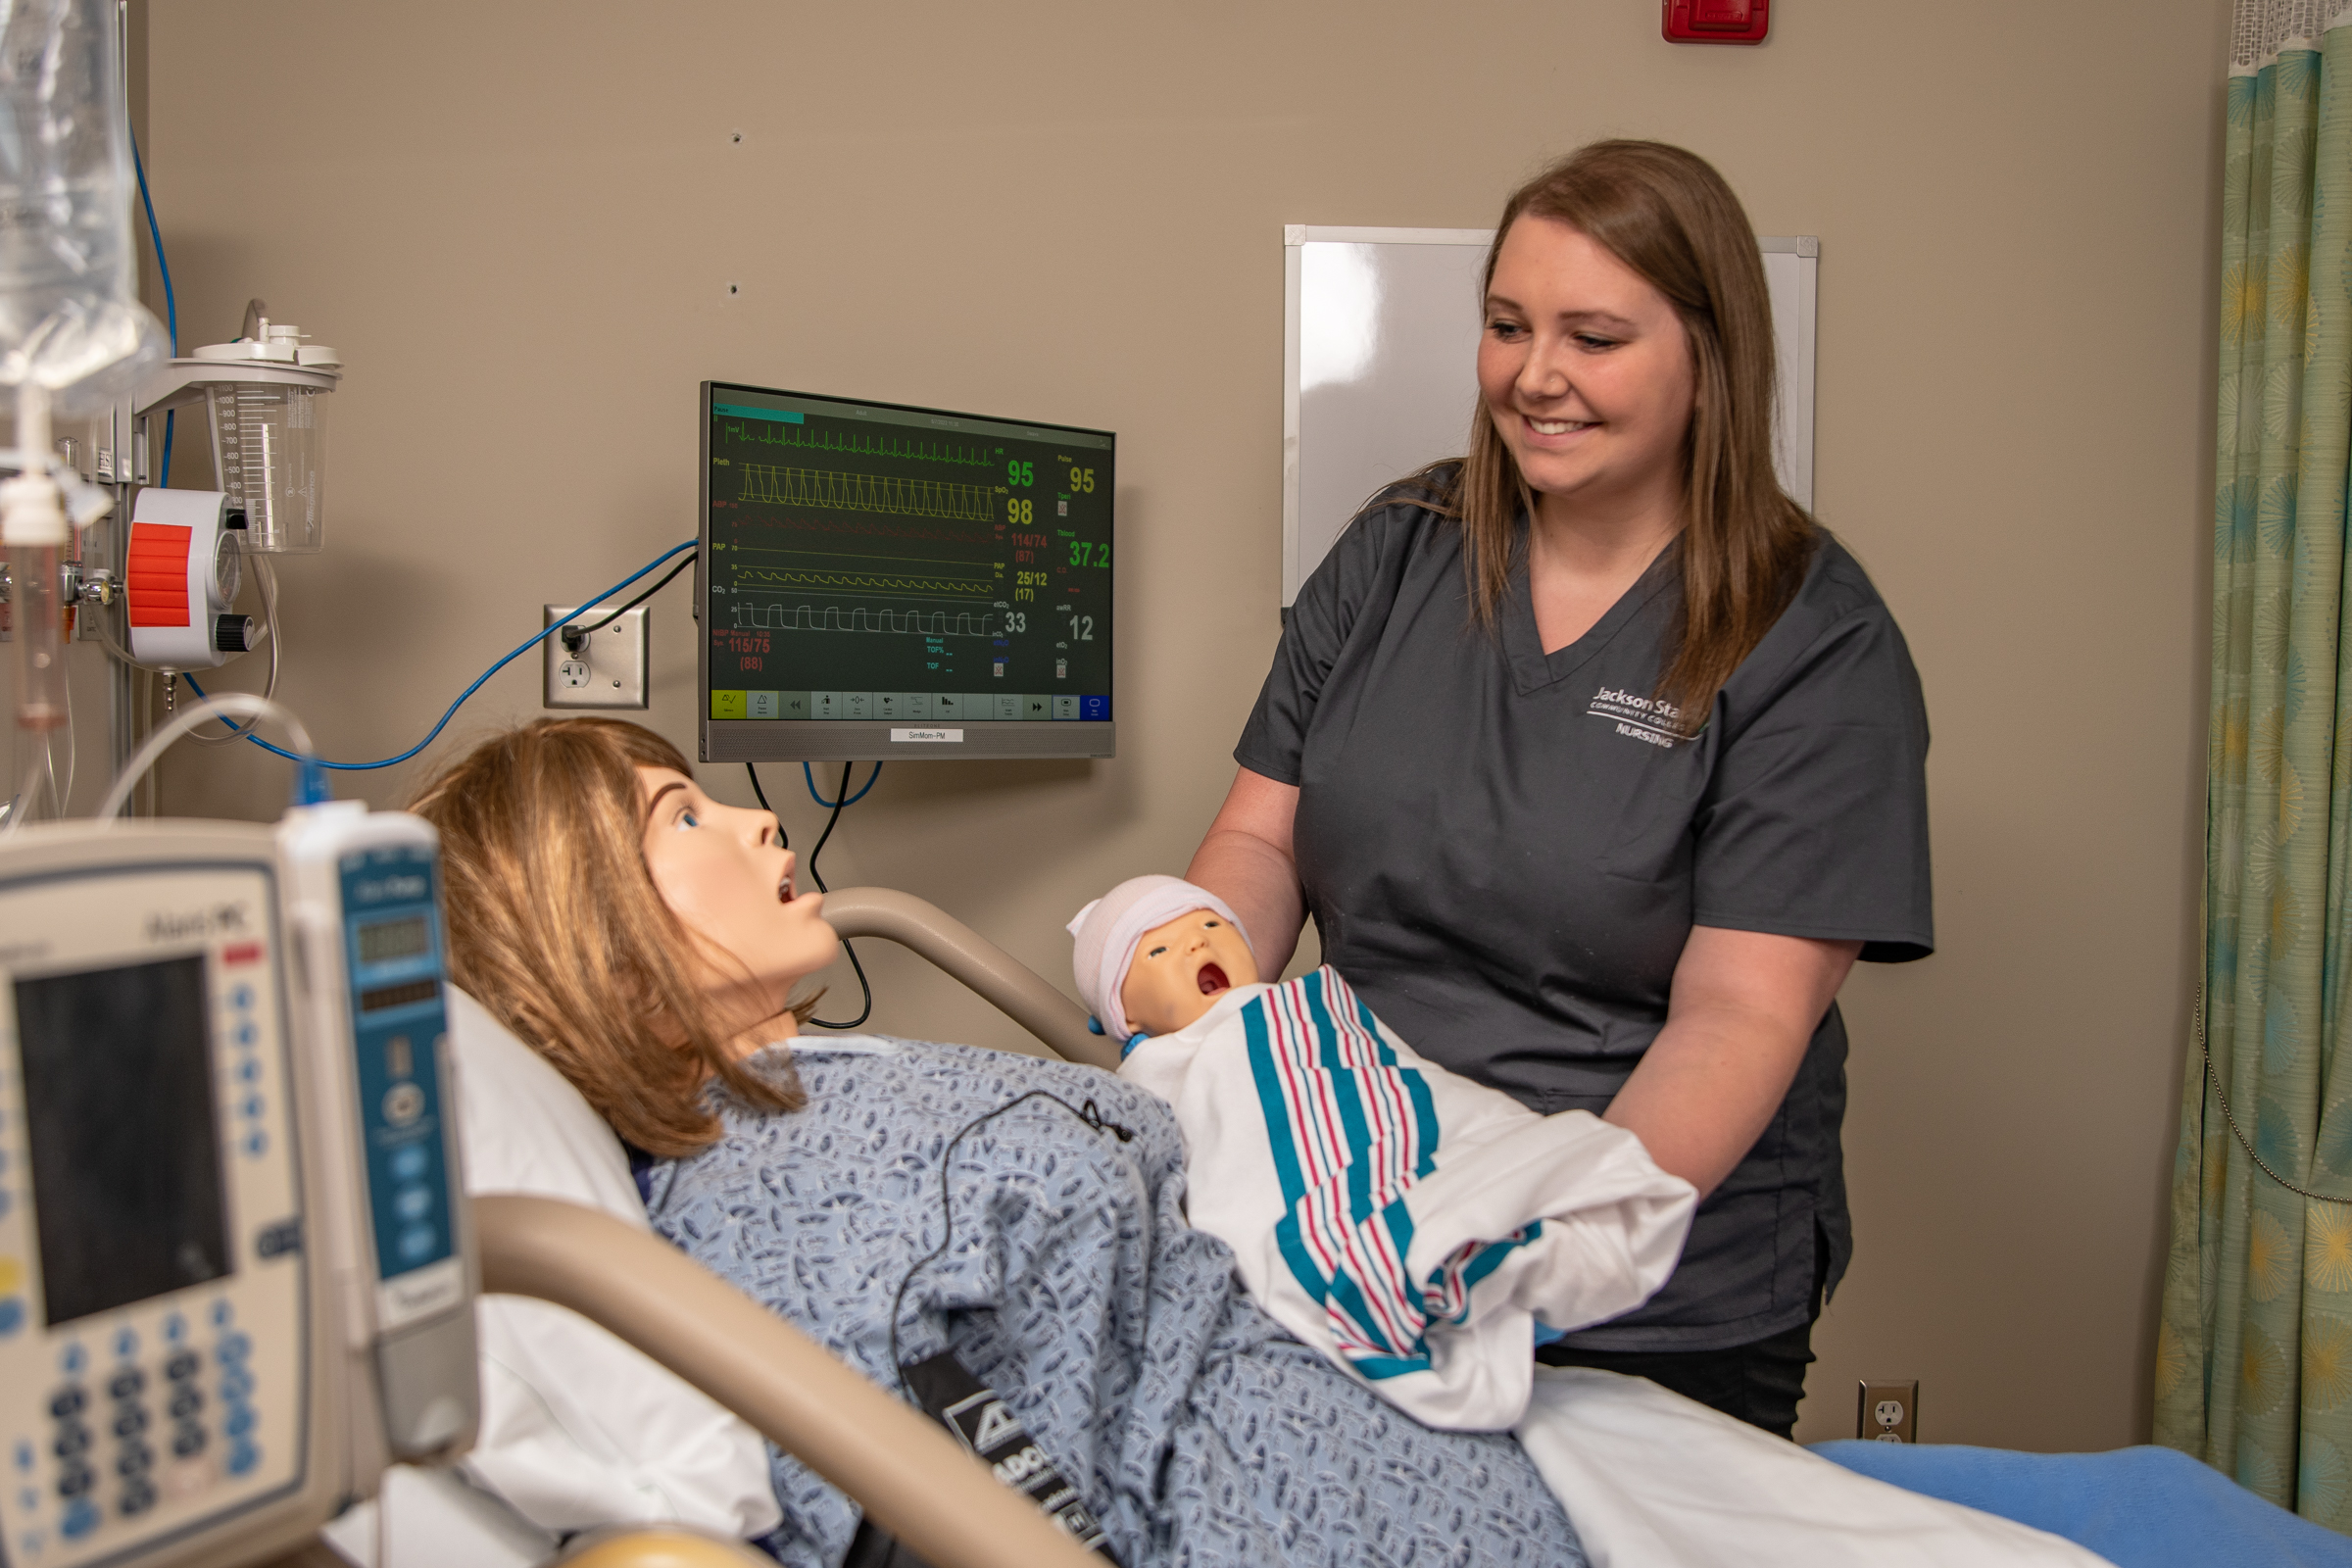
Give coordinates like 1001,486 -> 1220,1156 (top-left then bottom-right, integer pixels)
410,716 -> 806,1156
1423,139 -> 1817,722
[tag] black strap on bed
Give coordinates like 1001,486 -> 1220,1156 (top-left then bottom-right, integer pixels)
842,1348 -> 1119,1567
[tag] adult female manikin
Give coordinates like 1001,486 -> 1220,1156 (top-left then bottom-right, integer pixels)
415,718 -> 1587,1568
1189,141 -> 1932,1435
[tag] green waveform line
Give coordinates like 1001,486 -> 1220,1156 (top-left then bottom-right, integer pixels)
739,463 -> 997,521
721,420 -> 996,467
738,565 -> 995,596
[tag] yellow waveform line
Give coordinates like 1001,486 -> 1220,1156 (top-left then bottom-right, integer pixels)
739,463 -> 997,521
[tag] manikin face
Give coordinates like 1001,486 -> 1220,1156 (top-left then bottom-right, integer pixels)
637,766 -> 839,1038
1118,908 -> 1260,1039
1476,216 -> 1696,522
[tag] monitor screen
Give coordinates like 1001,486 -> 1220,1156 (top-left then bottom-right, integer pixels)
700,382 -> 1114,761
16,955 -> 230,1326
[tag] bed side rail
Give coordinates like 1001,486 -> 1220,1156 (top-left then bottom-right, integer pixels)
475,1195 -> 1102,1568
820,887 -> 1117,1070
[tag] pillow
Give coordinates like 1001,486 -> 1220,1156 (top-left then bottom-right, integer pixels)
446,987 -> 782,1541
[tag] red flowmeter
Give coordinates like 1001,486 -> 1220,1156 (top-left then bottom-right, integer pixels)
1663,0 -> 1770,44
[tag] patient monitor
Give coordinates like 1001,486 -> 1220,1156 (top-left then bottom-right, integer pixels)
698,381 -> 1116,763
0,815 -> 475,1568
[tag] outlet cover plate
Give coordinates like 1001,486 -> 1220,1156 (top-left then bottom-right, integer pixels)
1857,1380 -> 1919,1444
544,603 -> 650,710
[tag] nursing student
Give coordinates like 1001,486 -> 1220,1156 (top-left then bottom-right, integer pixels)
1187,140 -> 1932,1437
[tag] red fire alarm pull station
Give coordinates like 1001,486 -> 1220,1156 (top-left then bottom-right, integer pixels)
1664,0 -> 1770,44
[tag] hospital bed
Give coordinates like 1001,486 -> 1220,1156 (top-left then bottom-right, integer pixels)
0,834 -> 2319,1568
319,892 -> 2335,1568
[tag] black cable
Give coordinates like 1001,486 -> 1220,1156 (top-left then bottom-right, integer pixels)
886,1090 -> 1133,1386
808,760 -> 884,1031
561,550 -> 698,656
745,763 -> 786,850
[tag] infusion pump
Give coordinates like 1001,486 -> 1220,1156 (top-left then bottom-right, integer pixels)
0,814 -> 477,1568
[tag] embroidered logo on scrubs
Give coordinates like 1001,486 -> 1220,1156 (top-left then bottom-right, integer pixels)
1587,685 -> 1686,749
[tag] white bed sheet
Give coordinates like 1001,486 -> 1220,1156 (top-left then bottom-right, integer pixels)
1516,1368 -> 2114,1567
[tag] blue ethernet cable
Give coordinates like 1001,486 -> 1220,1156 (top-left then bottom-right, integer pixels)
185,540 -> 697,771
806,760 -> 881,808
129,122 -> 177,485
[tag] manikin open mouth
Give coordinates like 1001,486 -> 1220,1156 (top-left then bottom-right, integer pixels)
1197,963 -> 1230,996
777,873 -> 796,903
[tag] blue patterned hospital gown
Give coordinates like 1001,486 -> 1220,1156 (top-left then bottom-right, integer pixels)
641,1039 -> 1585,1568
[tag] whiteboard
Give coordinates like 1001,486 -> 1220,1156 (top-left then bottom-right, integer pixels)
1280,224 -> 1818,607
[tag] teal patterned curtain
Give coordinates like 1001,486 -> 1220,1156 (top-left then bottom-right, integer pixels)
2156,2 -> 2352,1526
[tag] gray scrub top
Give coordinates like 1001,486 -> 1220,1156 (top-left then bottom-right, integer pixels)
1235,485 -> 1932,1352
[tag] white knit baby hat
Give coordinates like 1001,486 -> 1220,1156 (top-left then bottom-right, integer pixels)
1066,874 -> 1253,1042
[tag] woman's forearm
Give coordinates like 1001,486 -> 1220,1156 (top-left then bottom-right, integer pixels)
1603,926 -> 1862,1198
1185,767 -> 1306,979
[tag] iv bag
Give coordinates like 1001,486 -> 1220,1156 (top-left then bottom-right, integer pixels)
0,0 -> 166,414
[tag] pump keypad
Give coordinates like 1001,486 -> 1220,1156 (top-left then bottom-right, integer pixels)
47,1385 -> 91,1520
107,1368 -> 155,1518
24,1325 -> 261,1544
167,1351 -> 206,1462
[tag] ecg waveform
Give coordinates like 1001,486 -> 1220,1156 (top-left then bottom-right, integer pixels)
731,602 -> 1002,637
721,421 -> 996,468
739,464 -> 997,522
735,565 -> 995,597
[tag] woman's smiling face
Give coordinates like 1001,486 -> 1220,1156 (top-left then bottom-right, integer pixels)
1477,215 -> 1695,522
637,766 -> 838,1032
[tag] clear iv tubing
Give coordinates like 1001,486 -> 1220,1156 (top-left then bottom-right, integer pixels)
93,694 -> 316,823
7,387 -> 72,747
187,540 -> 696,771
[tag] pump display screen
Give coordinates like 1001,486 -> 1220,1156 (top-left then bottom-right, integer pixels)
701,382 -> 1113,736
16,956 -> 229,1325
357,913 -> 431,964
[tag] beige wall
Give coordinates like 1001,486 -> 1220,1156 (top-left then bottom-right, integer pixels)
128,0 -> 2230,1449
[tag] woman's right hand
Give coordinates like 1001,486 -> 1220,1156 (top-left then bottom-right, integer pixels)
1185,766 -> 1306,978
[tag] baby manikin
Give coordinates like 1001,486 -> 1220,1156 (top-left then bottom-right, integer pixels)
1068,875 -> 1697,1432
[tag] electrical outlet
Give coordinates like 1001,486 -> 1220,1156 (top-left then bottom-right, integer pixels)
1857,1380 -> 1918,1444
543,603 -> 650,710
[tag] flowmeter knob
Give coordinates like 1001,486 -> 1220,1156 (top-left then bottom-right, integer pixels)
214,613 -> 255,654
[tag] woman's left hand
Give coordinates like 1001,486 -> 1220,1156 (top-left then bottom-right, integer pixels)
1602,926 -> 1862,1198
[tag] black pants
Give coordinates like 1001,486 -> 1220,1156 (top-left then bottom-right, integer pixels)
1534,1314 -> 1819,1438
